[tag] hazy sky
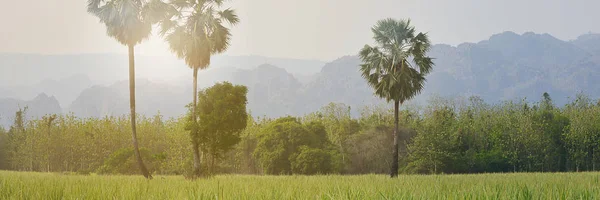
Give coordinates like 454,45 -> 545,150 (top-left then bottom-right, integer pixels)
1,0 -> 599,61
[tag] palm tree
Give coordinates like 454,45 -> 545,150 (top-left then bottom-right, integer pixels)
359,18 -> 434,177
87,0 -> 169,179
159,0 -> 239,178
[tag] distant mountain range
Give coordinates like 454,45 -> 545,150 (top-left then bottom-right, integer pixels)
1,31 -> 600,128
0,94 -> 61,128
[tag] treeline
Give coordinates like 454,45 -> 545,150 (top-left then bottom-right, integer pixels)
1,93 -> 600,175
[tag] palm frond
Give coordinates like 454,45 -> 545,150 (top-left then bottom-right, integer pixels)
160,0 -> 238,69
218,8 -> 239,25
87,0 -> 155,46
359,18 -> 434,103
142,0 -> 177,24
171,0 -> 192,9
87,0 -> 104,15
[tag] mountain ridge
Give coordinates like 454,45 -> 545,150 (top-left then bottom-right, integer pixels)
2,31 -> 600,128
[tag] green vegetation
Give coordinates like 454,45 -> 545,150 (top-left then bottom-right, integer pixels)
193,82 -> 248,175
159,0 -> 239,178
359,18 -> 434,177
3,1 -> 596,195
253,117 -> 339,175
2,90 -> 600,176
87,0 -> 170,179
1,171 -> 598,199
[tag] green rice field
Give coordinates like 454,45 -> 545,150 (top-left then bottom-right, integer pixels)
0,171 -> 598,199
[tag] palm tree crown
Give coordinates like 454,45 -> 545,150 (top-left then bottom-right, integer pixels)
160,0 -> 240,69
87,0 -> 167,46
359,18 -> 434,103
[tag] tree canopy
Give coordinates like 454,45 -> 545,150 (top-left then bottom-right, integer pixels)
194,82 -> 249,173
359,18 -> 434,103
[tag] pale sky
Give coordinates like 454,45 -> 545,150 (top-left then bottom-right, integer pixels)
0,0 -> 599,61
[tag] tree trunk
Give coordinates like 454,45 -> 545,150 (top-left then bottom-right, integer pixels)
192,141 -> 201,177
128,45 -> 152,179
390,100 -> 400,178
191,67 -> 202,178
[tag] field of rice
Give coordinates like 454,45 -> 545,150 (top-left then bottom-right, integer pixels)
0,171 -> 598,199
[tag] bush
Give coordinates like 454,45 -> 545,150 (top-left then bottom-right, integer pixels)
291,146 -> 336,175
254,117 -> 340,175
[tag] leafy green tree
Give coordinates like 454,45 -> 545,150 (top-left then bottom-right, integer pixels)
291,146 -> 336,175
407,106 -> 458,174
254,117 -> 338,175
305,103 -> 360,171
223,116 -> 268,174
193,82 -> 248,174
345,125 -> 393,174
563,93 -> 600,171
0,125 -> 7,169
6,107 -> 27,170
159,0 -> 239,178
359,18 -> 434,177
531,93 -> 569,171
87,0 -> 168,179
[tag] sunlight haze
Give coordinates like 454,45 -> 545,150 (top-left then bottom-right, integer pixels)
3,0 -> 600,196
1,0 -> 599,61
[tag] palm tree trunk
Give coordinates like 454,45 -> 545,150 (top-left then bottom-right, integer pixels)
192,67 -> 202,178
390,100 -> 400,178
128,44 -> 152,179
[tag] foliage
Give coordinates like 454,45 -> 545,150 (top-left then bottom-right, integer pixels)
253,117 -> 338,175
96,148 -> 156,175
158,0 -> 240,178
160,0 -> 239,70
193,82 -> 249,173
291,146 -> 337,175
3,92 -> 600,175
358,18 -> 433,103
0,126 -> 7,169
87,0 -> 166,46
303,103 -> 360,173
359,18 -> 434,177
87,0 -> 168,179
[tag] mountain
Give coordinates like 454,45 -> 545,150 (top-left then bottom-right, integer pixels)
68,64 -> 306,119
0,74 -> 93,108
68,79 -> 188,118
419,31 -> 600,105
0,54 -> 324,87
299,56 -> 385,116
0,93 -> 61,128
231,64 -> 303,117
570,33 -> 600,56
3,31 -> 600,121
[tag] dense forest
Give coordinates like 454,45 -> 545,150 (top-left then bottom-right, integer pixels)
1,91 -> 599,175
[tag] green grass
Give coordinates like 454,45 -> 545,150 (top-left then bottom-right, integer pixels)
0,171 -> 598,199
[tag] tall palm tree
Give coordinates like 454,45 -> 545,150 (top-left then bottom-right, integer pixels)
359,18 -> 434,178
159,0 -> 239,178
87,0 -> 168,179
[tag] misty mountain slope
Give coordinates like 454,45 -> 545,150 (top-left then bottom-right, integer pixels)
68,79 -> 188,119
230,64 -> 303,117
4,31 -> 600,121
0,54 -> 324,87
211,56 -> 325,75
0,74 -> 92,108
0,93 -> 61,128
418,31 -> 600,105
571,33 -> 600,55
299,56 -> 385,115
67,64 -> 305,119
